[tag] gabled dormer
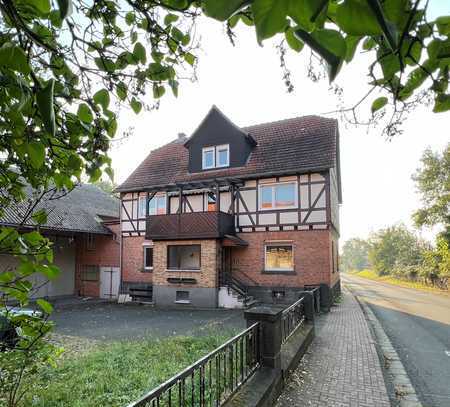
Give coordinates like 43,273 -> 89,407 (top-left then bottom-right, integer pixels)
184,106 -> 257,173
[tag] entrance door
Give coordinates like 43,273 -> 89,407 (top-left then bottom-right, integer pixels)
100,267 -> 120,299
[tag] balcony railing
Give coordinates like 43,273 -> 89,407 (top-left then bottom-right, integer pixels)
146,211 -> 235,240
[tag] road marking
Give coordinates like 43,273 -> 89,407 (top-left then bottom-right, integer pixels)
445,351 -> 450,357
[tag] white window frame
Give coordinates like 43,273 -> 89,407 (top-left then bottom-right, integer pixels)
140,195 -> 167,217
258,181 -> 298,211
148,195 -> 167,216
215,144 -> 230,168
143,246 -> 153,271
202,146 -> 215,169
264,243 -> 294,272
202,144 -> 230,170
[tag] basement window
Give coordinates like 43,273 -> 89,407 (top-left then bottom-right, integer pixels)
167,245 -> 201,271
175,290 -> 190,304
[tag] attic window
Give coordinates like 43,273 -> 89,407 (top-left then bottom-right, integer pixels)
202,144 -> 229,169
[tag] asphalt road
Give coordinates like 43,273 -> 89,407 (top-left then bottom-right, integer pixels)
343,273 -> 450,407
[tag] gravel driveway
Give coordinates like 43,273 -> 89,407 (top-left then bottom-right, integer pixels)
51,303 -> 245,341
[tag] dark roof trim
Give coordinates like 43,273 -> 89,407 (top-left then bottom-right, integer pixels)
0,222 -> 113,236
183,105 -> 257,148
117,166 -> 331,193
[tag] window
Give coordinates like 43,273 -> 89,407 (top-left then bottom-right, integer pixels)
259,182 -> 297,210
86,234 -> 95,250
143,247 -> 153,271
81,265 -> 99,281
202,144 -> 229,169
216,144 -> 229,167
265,244 -> 294,272
149,196 -> 166,215
175,290 -> 190,303
167,245 -> 201,270
207,192 -> 216,212
202,147 -> 215,169
139,195 -> 166,217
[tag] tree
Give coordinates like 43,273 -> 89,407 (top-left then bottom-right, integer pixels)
412,143 -> 450,241
1,1 -> 450,401
340,237 -> 371,272
92,179 -> 117,196
368,224 -> 425,275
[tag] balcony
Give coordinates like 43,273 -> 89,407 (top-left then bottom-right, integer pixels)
146,211 -> 235,241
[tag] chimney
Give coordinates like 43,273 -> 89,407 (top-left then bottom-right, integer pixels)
178,132 -> 187,141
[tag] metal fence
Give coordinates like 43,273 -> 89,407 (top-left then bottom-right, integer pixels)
308,287 -> 321,313
281,297 -> 306,344
127,323 -> 260,407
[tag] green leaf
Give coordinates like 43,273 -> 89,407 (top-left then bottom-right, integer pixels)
285,28 -> 304,52
32,209 -> 47,225
28,0 -> 51,14
0,272 -> 15,283
130,98 -> 142,114
77,103 -> 94,123
93,88 -> 110,110
203,0 -> 249,21
371,96 -> 388,113
38,264 -> 60,279
125,12 -> 135,25
133,42 -> 147,64
169,79 -> 179,97
68,154 -> 83,171
36,298 -> 53,314
288,0 -> 327,31
0,43 -> 31,74
433,94 -> 450,113
18,261 -> 35,277
344,35 -> 362,62
153,84 -> 166,99
184,52 -> 196,66
164,13 -> 179,25
116,82 -> 127,101
366,0 -> 398,51
28,142 -> 45,169
378,51 -> 400,79
94,57 -> 116,72
36,79 -> 55,136
336,0 -> 382,36
295,28 -> 346,81
56,0 -> 72,20
252,0 -> 289,42
436,16 -> 450,36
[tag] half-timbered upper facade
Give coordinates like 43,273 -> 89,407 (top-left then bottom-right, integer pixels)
117,106 -> 342,308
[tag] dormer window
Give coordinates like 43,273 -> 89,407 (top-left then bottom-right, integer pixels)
202,144 -> 229,170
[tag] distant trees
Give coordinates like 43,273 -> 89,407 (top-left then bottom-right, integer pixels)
340,238 -> 370,273
412,143 -> 450,243
341,144 -> 449,289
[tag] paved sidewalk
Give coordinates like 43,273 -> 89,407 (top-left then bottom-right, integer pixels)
276,289 -> 391,407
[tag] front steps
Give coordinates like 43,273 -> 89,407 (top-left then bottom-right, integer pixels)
218,286 -> 258,309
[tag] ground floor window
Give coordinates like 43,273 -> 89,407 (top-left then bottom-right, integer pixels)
264,244 -> 294,272
143,246 -> 153,271
81,265 -> 99,281
167,245 -> 201,270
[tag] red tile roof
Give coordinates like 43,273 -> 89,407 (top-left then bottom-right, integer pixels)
116,114 -> 339,192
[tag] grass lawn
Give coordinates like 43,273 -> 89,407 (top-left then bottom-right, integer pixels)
355,269 -> 449,294
23,330 -> 237,407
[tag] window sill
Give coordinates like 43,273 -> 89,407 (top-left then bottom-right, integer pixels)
166,269 -> 200,273
175,300 -> 191,304
141,268 -> 153,273
262,269 -> 296,275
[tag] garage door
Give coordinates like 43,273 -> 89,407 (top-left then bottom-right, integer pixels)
48,239 -> 76,297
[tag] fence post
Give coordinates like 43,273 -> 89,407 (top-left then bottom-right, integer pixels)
299,292 -> 315,322
244,305 -> 283,369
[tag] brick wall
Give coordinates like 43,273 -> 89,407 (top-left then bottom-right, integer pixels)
75,223 -> 120,297
121,235 -> 153,284
153,239 -> 218,288
232,230 -> 333,288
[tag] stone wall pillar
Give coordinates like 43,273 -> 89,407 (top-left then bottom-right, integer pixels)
244,305 -> 283,369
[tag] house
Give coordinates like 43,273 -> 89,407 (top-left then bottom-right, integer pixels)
116,106 -> 342,308
0,184 -> 120,299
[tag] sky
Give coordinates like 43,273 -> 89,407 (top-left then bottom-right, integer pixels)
110,1 -> 450,244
